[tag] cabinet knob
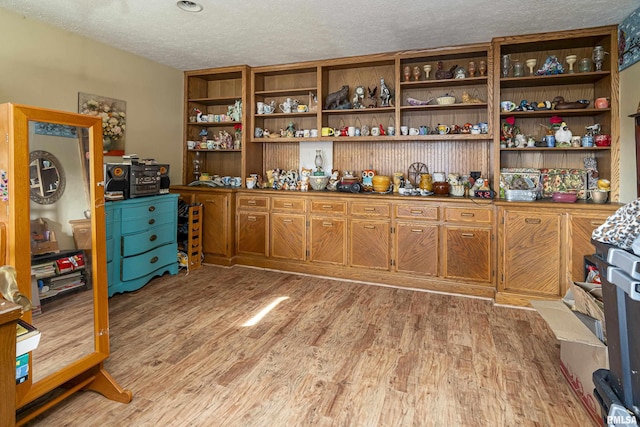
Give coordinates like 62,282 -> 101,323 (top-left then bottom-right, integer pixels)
364,225 -> 375,229
410,210 -> 423,215
148,218 -> 155,225
283,203 -> 293,207
149,234 -> 157,241
247,200 -> 257,205
148,206 -> 156,212
247,216 -> 257,222
322,205 -> 333,209
322,222 -> 334,227
150,256 -> 158,264
364,207 -> 375,212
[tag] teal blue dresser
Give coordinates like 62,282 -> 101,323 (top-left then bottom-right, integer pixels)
105,194 -> 179,297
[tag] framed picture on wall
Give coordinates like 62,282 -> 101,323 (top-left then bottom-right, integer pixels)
78,92 -> 126,156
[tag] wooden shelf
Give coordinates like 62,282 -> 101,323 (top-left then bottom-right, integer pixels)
500,108 -> 610,118
188,96 -> 240,106
255,87 -> 317,97
187,149 -> 242,152
400,76 -> 488,89
500,71 -> 610,88
255,111 -> 316,118
401,103 -> 488,111
322,106 -> 395,115
251,134 -> 492,143
186,121 -> 241,127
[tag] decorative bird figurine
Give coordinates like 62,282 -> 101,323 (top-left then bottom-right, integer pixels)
380,78 -> 391,107
194,108 -> 203,122
555,122 -> 573,145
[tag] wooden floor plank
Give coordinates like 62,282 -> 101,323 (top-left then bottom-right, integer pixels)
24,265 -> 595,426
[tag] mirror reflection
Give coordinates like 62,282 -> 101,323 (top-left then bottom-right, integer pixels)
28,120 -> 95,383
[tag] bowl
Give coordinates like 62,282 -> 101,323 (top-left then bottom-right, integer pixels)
551,191 -> 578,203
450,184 -> 465,197
308,175 -> 329,191
589,189 -> 609,204
436,96 -> 456,105
595,134 -> 611,147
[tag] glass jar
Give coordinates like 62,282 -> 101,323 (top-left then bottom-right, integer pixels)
578,58 -> 592,73
512,60 -> 524,77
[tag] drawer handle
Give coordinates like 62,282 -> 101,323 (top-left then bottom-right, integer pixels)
461,233 -> 474,238
364,225 -> 375,229
461,212 -> 475,217
247,216 -> 257,222
283,219 -> 293,223
525,218 -> 541,224
322,222 -> 334,227
283,202 -> 293,207
590,221 -> 602,227
149,234 -> 157,242
148,218 -> 155,225
364,207 -> 375,212
148,206 -> 156,212
410,210 -> 423,215
150,256 -> 158,264
247,200 -> 257,205
322,205 -> 333,209
411,229 -> 423,233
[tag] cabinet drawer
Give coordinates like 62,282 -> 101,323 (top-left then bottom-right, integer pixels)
271,197 -> 306,212
310,200 -> 346,215
238,195 -> 269,211
444,207 -> 492,224
121,209 -> 175,234
121,225 -> 176,257
121,243 -> 177,281
350,202 -> 390,217
395,204 -> 438,220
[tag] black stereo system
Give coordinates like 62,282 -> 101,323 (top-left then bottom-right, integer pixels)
104,161 -> 170,200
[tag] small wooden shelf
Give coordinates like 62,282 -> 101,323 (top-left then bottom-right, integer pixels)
254,87 -> 317,97
500,146 -> 611,151
188,96 -> 240,106
500,108 -> 610,118
322,106 -> 395,115
500,71 -> 610,88
401,103 -> 488,111
186,121 -> 241,127
255,111 -> 316,118
400,76 -> 488,89
251,134 -> 492,143
187,149 -> 242,152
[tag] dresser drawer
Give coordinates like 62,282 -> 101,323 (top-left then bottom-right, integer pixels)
238,195 -> 269,211
121,243 -> 177,281
310,200 -> 346,215
271,197 -> 306,212
121,225 -> 176,257
350,201 -> 390,217
121,198 -> 176,234
395,204 -> 439,220
444,207 -> 493,224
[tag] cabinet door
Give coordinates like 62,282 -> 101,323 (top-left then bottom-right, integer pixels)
395,221 -> 438,276
443,226 -> 491,283
309,216 -> 346,265
196,193 -> 229,258
500,210 -> 563,296
349,219 -> 390,270
270,213 -> 306,261
237,211 -> 268,256
569,213 -> 610,281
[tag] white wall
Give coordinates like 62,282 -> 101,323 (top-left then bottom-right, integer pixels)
0,9 -> 184,183
619,62 -> 640,203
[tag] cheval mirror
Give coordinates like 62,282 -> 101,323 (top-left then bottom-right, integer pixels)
0,103 -> 131,425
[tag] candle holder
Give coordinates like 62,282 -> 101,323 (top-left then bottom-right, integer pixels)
565,55 -> 577,73
525,58 -> 537,76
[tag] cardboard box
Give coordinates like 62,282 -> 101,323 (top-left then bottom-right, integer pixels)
532,300 -> 609,426
69,219 -> 92,250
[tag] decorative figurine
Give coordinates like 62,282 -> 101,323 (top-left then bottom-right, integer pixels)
326,170 -> 340,191
367,86 -> 378,108
380,78 -> 392,107
435,61 -> 457,79
412,65 -> 421,81
324,85 -> 350,110
454,67 -> 467,79
552,96 -> 589,110
403,65 -> 411,82
299,167 -> 311,191
468,61 -> 476,77
461,91 -> 483,104
361,170 -> 375,192
479,60 -> 487,77
535,55 -> 565,75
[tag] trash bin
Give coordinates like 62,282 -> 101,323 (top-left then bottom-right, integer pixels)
592,240 -> 640,426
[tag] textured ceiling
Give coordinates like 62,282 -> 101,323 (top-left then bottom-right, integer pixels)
1,0 -> 638,71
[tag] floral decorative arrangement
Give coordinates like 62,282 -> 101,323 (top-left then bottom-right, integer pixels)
78,93 -> 126,154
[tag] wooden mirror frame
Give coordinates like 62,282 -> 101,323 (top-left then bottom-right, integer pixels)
0,104 -> 131,424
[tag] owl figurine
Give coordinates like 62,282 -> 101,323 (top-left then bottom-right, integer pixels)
361,170 -> 376,192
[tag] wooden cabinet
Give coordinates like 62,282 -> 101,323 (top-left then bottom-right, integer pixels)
183,65 -> 262,185
309,199 -> 346,265
442,206 -> 493,283
492,26 -> 620,200
348,201 -> 391,270
568,212 -> 610,281
195,192 -> 234,260
394,202 -> 439,276
270,196 -> 307,261
498,208 -> 563,297
236,195 -> 269,257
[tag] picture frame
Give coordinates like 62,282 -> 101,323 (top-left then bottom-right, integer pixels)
78,92 -> 126,156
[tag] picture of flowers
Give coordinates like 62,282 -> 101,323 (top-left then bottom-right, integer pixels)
78,92 -> 126,156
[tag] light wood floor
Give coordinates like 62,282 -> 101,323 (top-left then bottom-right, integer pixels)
26,265 -> 593,426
